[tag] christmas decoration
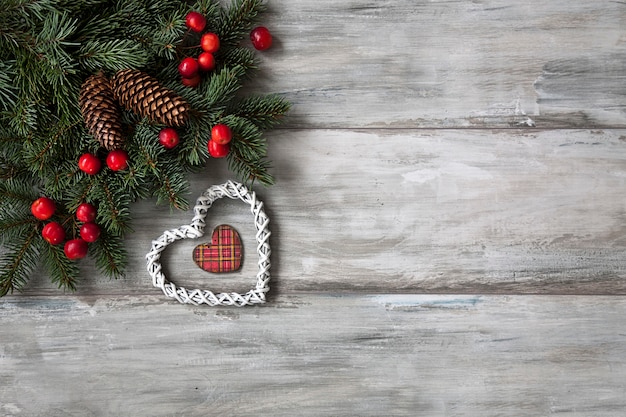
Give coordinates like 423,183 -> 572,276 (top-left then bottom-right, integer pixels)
211,124 -> 233,145
208,140 -> 230,158
185,11 -> 207,33
111,69 -> 190,126
42,223 -> 66,245
158,128 -> 181,149
79,72 -> 125,151
80,223 -> 102,243
106,149 -> 129,171
0,0 -> 290,297
64,239 -> 89,260
31,198 -> 56,221
181,74 -> 202,88
78,153 -> 102,175
197,52 -> 217,72
250,26 -> 273,50
178,57 -> 200,78
146,181 -> 270,306
193,225 -> 243,273
76,203 -> 97,223
201,33 -> 221,53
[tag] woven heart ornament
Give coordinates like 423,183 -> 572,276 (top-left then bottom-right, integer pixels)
192,225 -> 243,273
146,181 -> 271,306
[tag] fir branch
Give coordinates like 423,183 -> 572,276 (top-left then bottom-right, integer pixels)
200,65 -> 247,110
0,0 -> 290,297
0,212 -> 37,246
63,174 -> 98,214
176,121 -> 209,167
153,160 -> 190,211
0,179 -> 39,211
91,176 -> 133,235
149,9 -> 187,60
231,95 -> 291,130
0,135 -> 30,180
223,114 -> 266,159
228,151 -> 274,186
8,99 -> 38,137
225,114 -> 274,185
0,156 -> 22,180
127,121 -> 166,177
0,225 -> 41,296
191,0 -> 220,19
34,11 -> 80,92
0,61 -> 18,111
221,47 -> 257,74
1,0 -> 56,22
22,121 -> 78,174
79,39 -> 150,72
89,231 -> 126,279
217,0 -> 266,48
42,242 -> 80,292
41,158 -> 92,204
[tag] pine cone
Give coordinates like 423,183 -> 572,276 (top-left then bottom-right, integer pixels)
111,69 -> 190,126
79,72 -> 125,151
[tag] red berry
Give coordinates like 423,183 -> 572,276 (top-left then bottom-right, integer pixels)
76,202 -> 97,223
158,128 -> 180,149
42,222 -> 65,245
80,222 -> 101,243
208,140 -> 230,158
106,149 -> 129,171
178,57 -> 199,78
250,26 -> 273,50
197,52 -> 216,72
200,33 -> 220,53
181,74 -> 201,88
64,239 -> 89,260
185,11 -> 206,33
211,124 -> 232,145
78,153 -> 101,175
31,197 -> 56,220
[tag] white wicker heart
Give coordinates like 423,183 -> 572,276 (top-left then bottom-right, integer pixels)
146,181 -> 271,306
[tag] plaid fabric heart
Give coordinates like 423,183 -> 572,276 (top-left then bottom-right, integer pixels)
192,225 -> 242,273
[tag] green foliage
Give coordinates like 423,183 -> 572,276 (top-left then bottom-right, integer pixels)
0,0 -> 290,296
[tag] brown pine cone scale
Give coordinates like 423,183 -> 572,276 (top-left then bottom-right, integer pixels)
79,72 -> 125,151
110,69 -> 190,127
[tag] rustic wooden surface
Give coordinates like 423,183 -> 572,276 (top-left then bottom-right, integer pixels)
1,1 -> 625,415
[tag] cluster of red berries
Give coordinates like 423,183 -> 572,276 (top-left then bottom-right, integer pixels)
180,11 -> 274,88
78,149 -> 129,176
31,197 -> 101,260
157,120 -> 232,158
208,123 -> 232,158
180,11 -> 220,88
157,120 -> 232,157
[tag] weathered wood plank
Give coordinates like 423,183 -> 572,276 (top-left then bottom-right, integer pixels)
1,294 -> 625,416
256,0 -> 626,128
15,128 -> 626,296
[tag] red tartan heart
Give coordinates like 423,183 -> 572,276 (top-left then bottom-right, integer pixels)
192,225 -> 242,273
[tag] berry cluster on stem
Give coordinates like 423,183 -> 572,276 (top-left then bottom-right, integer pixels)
0,0 -> 290,296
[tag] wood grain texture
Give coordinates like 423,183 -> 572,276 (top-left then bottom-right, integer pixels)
2,294 -> 626,416
256,0 -> 626,128
2,1 -> 626,415
16,129 -> 626,296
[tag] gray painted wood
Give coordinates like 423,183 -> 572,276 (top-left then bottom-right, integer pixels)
2,0 -> 626,415
16,128 -> 626,296
2,294 -> 626,416
257,0 -> 626,128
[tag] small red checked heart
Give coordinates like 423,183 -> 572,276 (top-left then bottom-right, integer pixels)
192,225 -> 242,273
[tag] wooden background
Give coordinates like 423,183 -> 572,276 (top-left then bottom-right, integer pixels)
2,1 -> 625,415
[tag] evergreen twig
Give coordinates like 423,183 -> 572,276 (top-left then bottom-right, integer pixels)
0,0 -> 290,296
